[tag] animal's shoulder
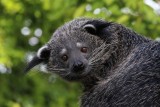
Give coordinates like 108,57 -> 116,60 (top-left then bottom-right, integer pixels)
81,41 -> 160,107
127,41 -> 160,63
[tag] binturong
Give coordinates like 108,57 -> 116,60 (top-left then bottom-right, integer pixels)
25,18 -> 160,107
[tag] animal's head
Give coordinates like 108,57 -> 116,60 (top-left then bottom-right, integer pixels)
25,18 -> 114,81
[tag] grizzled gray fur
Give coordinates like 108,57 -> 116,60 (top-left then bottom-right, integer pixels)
25,18 -> 160,107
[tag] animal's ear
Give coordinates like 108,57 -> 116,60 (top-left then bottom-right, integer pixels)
83,24 -> 96,35
37,45 -> 50,59
83,20 -> 111,36
24,45 -> 50,73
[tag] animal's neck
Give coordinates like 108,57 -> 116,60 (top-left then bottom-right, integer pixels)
106,27 -> 151,75
117,27 -> 150,60
81,75 -> 99,92
81,27 -> 151,92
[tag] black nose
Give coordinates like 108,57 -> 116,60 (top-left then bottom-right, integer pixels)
72,61 -> 85,72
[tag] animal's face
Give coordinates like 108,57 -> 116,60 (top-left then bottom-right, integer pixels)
25,18 -> 112,81
46,21 -> 104,81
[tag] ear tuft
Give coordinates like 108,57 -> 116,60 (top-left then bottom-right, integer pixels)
24,56 -> 43,73
37,45 -> 50,59
24,45 -> 50,73
83,24 -> 97,35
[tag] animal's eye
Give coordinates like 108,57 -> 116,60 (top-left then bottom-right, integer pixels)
81,47 -> 88,53
61,55 -> 68,61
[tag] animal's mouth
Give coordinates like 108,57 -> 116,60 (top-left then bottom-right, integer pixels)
62,67 -> 91,81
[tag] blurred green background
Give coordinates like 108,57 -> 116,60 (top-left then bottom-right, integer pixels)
0,0 -> 160,107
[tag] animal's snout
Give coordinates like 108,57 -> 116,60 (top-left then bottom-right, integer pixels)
72,60 -> 85,72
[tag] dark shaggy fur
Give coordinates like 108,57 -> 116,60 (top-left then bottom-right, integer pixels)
25,18 -> 160,107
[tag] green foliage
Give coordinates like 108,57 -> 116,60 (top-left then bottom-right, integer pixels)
0,0 -> 160,107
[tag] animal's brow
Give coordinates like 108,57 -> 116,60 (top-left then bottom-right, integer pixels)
60,48 -> 67,54
76,42 -> 83,47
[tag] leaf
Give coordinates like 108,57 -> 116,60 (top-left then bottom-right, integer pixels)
73,4 -> 86,18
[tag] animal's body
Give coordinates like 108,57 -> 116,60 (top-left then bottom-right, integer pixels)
25,18 -> 160,107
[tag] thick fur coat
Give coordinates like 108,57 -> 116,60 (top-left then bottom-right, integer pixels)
25,18 -> 160,107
